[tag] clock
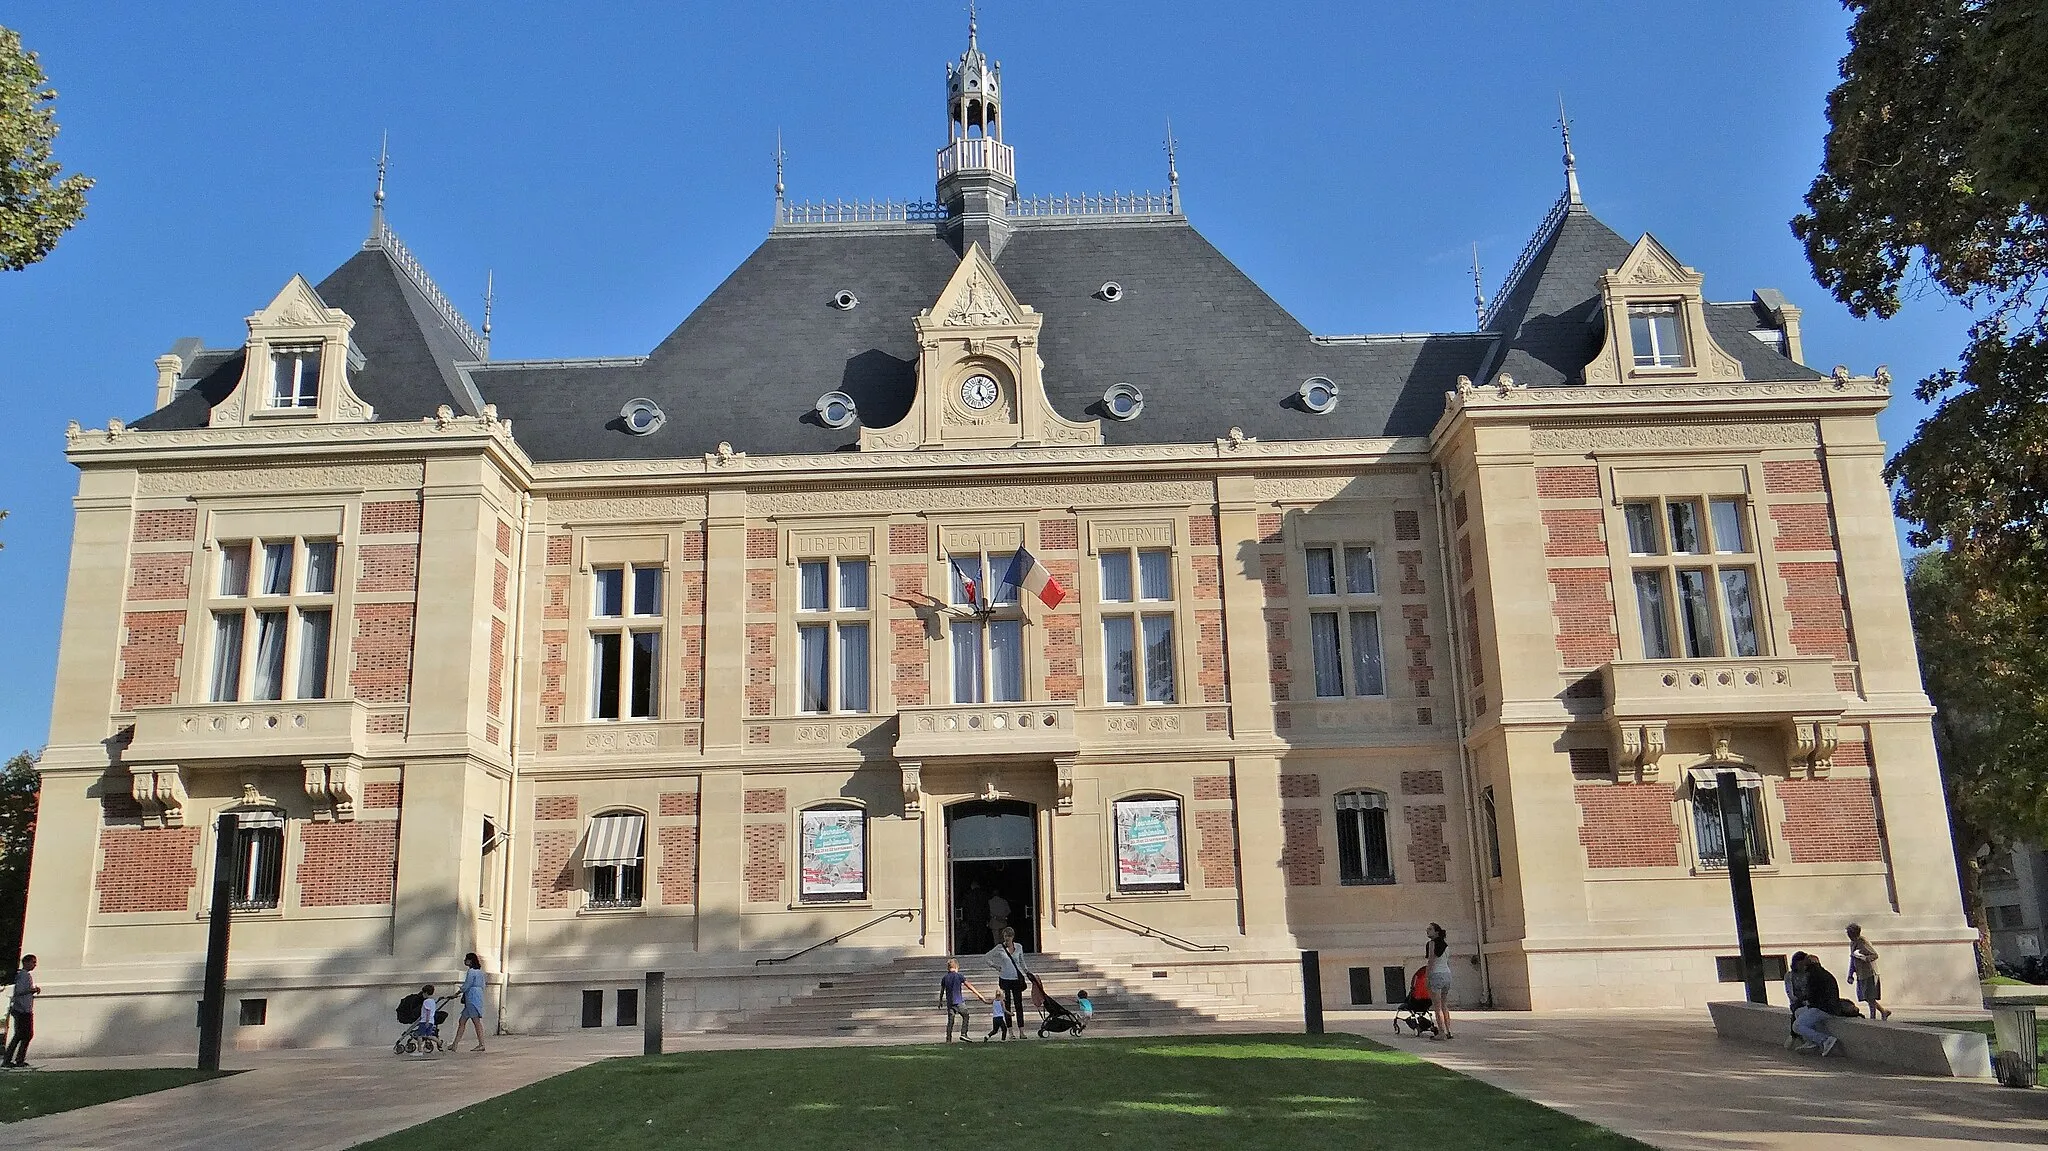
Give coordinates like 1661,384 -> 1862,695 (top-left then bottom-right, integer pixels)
960,373 -> 999,411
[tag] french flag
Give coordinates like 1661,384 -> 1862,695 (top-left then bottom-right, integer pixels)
1002,547 -> 1068,608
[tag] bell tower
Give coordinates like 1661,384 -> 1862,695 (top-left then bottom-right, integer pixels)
937,9 -> 1016,256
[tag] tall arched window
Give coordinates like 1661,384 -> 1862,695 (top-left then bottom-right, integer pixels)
1335,790 -> 1394,886
585,810 -> 646,909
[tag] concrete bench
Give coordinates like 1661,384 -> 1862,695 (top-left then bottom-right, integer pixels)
1709,1000 -> 1992,1078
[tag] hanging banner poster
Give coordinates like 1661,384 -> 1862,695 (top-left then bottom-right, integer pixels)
800,808 -> 866,900
1114,798 -> 1184,890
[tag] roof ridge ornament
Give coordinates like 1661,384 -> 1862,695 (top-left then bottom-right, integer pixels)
1471,242 -> 1485,328
369,131 -> 389,243
1165,120 -> 1181,214
1558,94 -> 1582,206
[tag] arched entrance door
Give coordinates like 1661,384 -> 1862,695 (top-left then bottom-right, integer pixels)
946,800 -> 1038,954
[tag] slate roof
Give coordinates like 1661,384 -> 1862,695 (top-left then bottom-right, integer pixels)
133,194 -> 1815,459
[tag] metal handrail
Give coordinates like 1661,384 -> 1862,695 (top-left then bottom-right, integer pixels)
1058,903 -> 1229,952
754,908 -> 916,966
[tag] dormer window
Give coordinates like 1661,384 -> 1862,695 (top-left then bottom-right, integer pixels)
1627,305 -> 1688,368
269,346 -> 322,408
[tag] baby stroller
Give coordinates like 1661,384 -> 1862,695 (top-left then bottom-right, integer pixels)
1394,968 -> 1437,1037
393,991 -> 449,1055
1027,973 -> 1087,1038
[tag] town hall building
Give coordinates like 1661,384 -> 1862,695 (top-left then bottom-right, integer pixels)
24,25 -> 1978,1053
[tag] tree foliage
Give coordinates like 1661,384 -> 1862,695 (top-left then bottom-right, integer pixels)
0,24 -> 91,273
0,751 -> 37,966
1793,0 -> 2048,567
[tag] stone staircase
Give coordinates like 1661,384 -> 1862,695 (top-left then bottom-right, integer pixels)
714,953 -> 1276,1039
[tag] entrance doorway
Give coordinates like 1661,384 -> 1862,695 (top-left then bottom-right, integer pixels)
947,799 -> 1038,954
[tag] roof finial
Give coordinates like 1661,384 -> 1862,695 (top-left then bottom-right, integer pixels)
774,128 -> 786,204
1558,94 -> 1581,206
369,131 -> 389,243
482,270 -> 494,361
1472,243 -> 1486,327
968,0 -> 978,50
1165,119 -> 1180,214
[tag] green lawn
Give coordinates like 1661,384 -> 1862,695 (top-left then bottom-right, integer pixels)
358,1033 -> 1648,1150
0,1068 -> 226,1124
1930,1019 -> 2048,1084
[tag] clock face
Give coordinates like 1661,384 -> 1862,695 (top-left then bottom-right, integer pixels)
960,374 -> 999,411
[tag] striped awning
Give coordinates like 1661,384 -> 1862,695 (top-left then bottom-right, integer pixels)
235,809 -> 285,830
1688,767 -> 1763,790
584,813 -> 645,866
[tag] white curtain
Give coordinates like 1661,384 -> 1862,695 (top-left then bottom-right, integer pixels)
1344,546 -> 1376,594
1099,552 -> 1133,603
296,610 -> 331,699
219,543 -> 251,597
1310,612 -> 1343,697
1348,611 -> 1384,696
1138,550 -> 1172,600
261,542 -> 293,596
210,613 -> 244,701
251,611 -> 287,700
989,619 -> 1022,702
838,623 -> 870,712
1306,548 -> 1337,595
1102,616 -> 1136,704
952,621 -> 983,703
1142,615 -> 1176,703
799,561 -> 830,612
799,624 -> 830,712
951,556 -> 983,605
1721,569 -> 1759,657
838,560 -> 870,611
303,541 -> 337,595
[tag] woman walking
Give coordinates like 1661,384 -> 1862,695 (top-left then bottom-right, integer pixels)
985,926 -> 1030,1036
1846,924 -> 1891,1021
1426,923 -> 1455,1040
451,952 -> 488,1052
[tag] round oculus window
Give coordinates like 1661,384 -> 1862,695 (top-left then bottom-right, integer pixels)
960,373 -> 999,411
620,398 -> 666,435
1103,382 -> 1144,420
816,391 -> 858,429
1298,376 -> 1340,414
831,289 -> 858,310
1098,281 -> 1124,302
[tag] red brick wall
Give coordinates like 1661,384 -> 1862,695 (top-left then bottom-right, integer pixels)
350,602 -> 415,703
1189,514 -> 1219,547
127,552 -> 191,600
546,534 -> 573,565
1043,613 -> 1080,702
660,791 -> 699,816
535,795 -> 578,821
134,507 -> 197,542
1541,509 -> 1606,558
745,567 -> 776,613
1569,747 -> 1613,776
97,827 -> 198,913
1196,810 -> 1236,890
1536,466 -> 1600,499
744,528 -> 778,560
1834,739 -> 1871,769
660,825 -> 699,905
492,561 -> 509,611
363,781 -> 402,809
1394,510 -> 1421,541
679,622 -> 704,718
1280,809 -> 1324,886
744,823 -> 786,902
1401,770 -> 1445,795
1191,555 -> 1221,600
892,617 -> 929,706
1404,804 -> 1449,882
1781,561 -> 1853,659
356,544 -> 418,593
533,828 -> 575,909
298,821 -> 399,906
1770,504 -> 1836,551
543,574 -> 569,620
744,788 -> 787,814
1257,512 -> 1283,543
540,628 -> 567,724
1777,779 -> 1882,862
496,519 -> 513,556
1267,609 -> 1291,703
1196,609 -> 1226,703
360,500 -> 421,534
118,610 -> 185,710
1576,783 -> 1680,868
1396,550 -> 1425,595
1763,460 -> 1827,495
890,523 -> 928,555
487,617 -> 506,719
745,622 -> 776,716
1038,518 -> 1078,550
1279,773 -> 1321,798
1549,568 -> 1618,668
1193,775 -> 1233,801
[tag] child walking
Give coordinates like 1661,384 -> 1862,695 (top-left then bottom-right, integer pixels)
983,989 -> 1010,1041
939,959 -> 986,1042
417,984 -> 446,1052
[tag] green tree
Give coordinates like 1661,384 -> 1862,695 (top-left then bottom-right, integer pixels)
1,24 -> 91,272
1792,0 -> 2048,569
1905,551 -> 2048,971
0,751 -> 37,966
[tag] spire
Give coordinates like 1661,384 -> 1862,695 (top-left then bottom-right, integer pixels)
968,0 -> 978,50
773,128 -> 786,213
1471,243 -> 1486,328
369,131 -> 389,243
1165,120 -> 1180,214
1558,95 -> 1581,206
938,8 -> 1015,255
482,270 -> 494,361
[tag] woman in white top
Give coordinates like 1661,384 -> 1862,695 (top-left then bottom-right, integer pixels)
1425,923 -> 1455,1040
985,926 -> 1030,1034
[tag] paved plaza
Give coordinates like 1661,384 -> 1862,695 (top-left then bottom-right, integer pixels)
1,1011 -> 2041,1150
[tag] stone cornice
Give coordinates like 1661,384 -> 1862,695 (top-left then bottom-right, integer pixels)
1429,372 -> 1893,450
64,409 -> 536,486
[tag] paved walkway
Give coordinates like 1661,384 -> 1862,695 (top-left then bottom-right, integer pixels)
4,1011 -> 2043,1149
1330,1008 -> 2048,1150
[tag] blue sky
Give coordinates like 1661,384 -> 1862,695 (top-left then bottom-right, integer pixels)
0,2 -> 1974,756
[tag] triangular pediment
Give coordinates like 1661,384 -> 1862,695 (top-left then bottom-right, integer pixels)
1614,234 -> 1701,288
252,275 -> 348,330
927,243 -> 1032,328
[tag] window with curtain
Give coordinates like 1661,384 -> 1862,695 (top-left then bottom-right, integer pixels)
1335,790 -> 1395,885
796,557 -> 873,713
229,810 -> 286,910
269,345 -> 322,408
584,811 -> 646,908
590,564 -> 664,720
1627,303 -> 1688,368
949,549 -> 1023,704
1302,540 -> 1386,698
1622,496 -> 1764,661
1101,547 -> 1176,705
208,537 -> 338,703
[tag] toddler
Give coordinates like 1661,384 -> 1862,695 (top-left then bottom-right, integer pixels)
983,990 -> 1010,1041
417,984 -> 445,1051
1076,989 -> 1094,1024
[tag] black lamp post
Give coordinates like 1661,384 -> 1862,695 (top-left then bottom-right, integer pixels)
1715,769 -> 1769,1004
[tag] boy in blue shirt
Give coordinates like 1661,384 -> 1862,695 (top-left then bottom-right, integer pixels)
938,959 -> 985,1043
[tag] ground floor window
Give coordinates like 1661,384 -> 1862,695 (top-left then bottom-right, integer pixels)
230,809 -> 285,910
1690,773 -> 1769,867
1335,790 -> 1394,885
585,811 -> 646,908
